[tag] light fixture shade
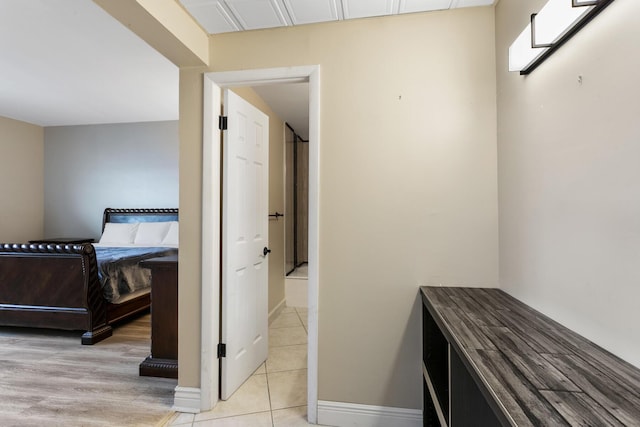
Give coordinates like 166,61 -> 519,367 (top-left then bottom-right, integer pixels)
508,0 -> 614,74
508,23 -> 548,72
533,0 -> 595,46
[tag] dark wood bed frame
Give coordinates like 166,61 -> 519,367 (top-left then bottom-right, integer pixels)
0,208 -> 178,345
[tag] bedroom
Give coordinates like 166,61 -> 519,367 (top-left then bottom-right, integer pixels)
0,0 -> 183,346
0,0 -> 182,423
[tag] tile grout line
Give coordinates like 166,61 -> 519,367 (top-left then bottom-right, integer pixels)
269,342 -> 307,349
265,344 -> 275,427
296,308 -> 308,334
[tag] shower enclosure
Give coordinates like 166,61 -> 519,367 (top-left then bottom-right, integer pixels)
285,123 -> 308,277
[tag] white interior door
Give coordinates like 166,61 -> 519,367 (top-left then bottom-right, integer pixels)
221,89 -> 270,400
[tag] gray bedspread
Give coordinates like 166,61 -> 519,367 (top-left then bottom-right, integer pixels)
95,247 -> 178,303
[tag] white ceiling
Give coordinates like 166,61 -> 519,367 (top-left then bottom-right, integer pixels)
179,0 -> 494,34
0,0 -> 493,129
0,0 -> 179,127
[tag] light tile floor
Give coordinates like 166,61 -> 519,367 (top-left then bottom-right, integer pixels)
287,265 -> 308,279
168,306 -> 320,427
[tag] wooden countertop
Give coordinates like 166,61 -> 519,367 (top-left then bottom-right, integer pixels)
420,286 -> 640,426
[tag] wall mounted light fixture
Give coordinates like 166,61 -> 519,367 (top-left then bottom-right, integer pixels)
509,0 -> 615,75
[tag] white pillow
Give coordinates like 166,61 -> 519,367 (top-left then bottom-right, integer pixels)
99,222 -> 139,244
161,221 -> 179,246
134,221 -> 172,246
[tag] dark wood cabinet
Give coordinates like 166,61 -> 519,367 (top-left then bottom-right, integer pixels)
139,255 -> 178,379
421,286 -> 640,426
421,295 -> 502,427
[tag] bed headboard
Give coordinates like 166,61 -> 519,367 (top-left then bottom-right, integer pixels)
102,208 -> 179,232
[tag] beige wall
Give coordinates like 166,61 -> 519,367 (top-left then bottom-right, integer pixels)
0,116 -> 44,242
231,87 -> 287,314
496,0 -> 640,367
173,8 -> 498,409
178,66 -> 205,386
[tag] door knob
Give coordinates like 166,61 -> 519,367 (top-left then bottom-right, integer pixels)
263,247 -> 271,256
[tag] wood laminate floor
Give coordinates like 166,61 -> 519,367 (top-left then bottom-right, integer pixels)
0,314 -> 176,427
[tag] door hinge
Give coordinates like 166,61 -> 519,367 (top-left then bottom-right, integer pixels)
217,343 -> 226,358
218,115 -> 228,130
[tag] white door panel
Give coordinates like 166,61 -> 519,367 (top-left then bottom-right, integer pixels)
221,89 -> 269,400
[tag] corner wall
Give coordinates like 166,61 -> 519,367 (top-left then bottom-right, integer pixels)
0,116 -> 44,242
496,0 -> 640,367
199,7 -> 498,409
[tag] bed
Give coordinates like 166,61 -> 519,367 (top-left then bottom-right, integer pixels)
0,208 -> 178,345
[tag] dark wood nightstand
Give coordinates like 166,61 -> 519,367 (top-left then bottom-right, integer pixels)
139,254 -> 178,379
28,237 -> 95,244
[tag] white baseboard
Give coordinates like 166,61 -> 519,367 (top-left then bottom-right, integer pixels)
269,298 -> 287,325
172,386 -> 201,413
317,400 -> 422,427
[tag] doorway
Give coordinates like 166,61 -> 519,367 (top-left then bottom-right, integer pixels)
200,66 -> 320,423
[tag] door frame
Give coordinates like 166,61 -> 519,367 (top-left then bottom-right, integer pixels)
201,65 -> 321,423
